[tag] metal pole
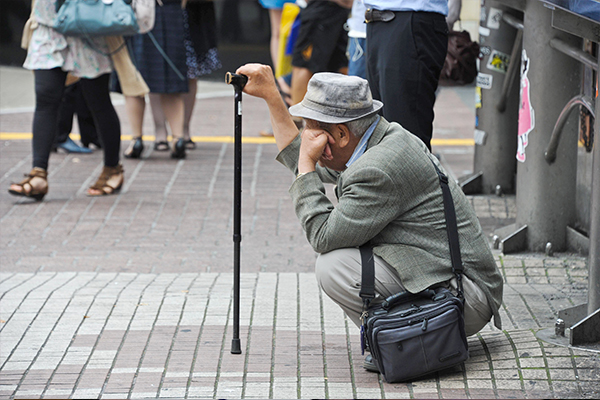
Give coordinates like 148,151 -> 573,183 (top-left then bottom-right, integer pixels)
511,0 -> 582,251
468,0 -> 523,194
226,72 -> 248,354
588,59 -> 600,315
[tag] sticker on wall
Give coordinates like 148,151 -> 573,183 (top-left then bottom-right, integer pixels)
487,7 -> 503,29
480,46 -> 492,57
474,129 -> 487,145
475,86 -> 482,109
479,26 -> 491,37
517,50 -> 534,163
476,73 -> 493,89
480,7 -> 487,22
486,49 -> 510,73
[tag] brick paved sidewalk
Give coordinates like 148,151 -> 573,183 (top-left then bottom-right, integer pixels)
1,75 -> 599,399
1,255 -> 598,399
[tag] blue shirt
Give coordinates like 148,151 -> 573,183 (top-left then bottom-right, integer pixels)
363,0 -> 448,15
347,0 -> 367,37
346,116 -> 380,168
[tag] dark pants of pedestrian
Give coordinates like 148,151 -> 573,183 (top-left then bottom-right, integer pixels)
33,68 -> 120,170
55,81 -> 101,148
366,11 -> 448,150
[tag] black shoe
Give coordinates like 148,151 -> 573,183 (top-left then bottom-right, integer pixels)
171,138 -> 186,159
124,137 -> 144,159
81,138 -> 103,149
363,354 -> 379,373
184,139 -> 196,150
154,141 -> 169,151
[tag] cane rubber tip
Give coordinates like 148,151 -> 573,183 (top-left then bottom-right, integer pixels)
231,338 -> 242,354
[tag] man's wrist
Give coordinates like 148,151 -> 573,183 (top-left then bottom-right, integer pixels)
297,159 -> 316,175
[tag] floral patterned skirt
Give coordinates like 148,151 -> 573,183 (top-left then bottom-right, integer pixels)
183,1 -> 221,79
23,24 -> 112,79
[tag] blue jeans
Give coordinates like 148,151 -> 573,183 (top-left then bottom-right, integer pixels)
347,37 -> 367,79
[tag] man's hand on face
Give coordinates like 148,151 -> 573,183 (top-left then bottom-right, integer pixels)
298,128 -> 335,174
235,64 -> 280,103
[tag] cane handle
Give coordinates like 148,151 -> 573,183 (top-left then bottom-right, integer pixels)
226,72 -> 248,89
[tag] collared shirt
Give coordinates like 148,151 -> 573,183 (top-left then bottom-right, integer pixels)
346,115 -> 380,168
363,0 -> 448,15
347,0 -> 367,38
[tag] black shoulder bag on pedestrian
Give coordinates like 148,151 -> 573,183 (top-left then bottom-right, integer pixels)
359,161 -> 469,383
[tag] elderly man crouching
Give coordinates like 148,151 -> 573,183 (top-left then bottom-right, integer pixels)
236,64 -> 504,372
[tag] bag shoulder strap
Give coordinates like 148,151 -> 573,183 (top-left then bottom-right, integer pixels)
147,31 -> 186,81
430,160 -> 465,298
359,244 -> 375,309
359,158 -> 465,305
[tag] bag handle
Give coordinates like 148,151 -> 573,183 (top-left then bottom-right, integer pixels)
359,158 -> 465,308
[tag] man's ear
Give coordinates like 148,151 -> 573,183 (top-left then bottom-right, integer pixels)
337,124 -> 351,147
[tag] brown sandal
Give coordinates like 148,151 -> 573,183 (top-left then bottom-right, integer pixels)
87,164 -> 124,196
8,167 -> 48,201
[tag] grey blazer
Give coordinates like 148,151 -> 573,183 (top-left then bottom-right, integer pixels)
277,118 -> 503,328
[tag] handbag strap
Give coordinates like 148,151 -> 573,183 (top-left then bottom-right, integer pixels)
430,160 -> 465,298
359,244 -> 375,311
147,31 -> 186,81
359,158 -> 465,309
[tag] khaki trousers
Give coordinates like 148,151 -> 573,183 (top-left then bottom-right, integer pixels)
315,248 -> 493,336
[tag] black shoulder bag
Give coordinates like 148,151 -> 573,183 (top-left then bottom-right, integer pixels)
359,161 -> 469,383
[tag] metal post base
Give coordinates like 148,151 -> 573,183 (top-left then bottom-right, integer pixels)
493,223 -> 528,253
536,324 -> 600,353
570,307 -> 600,345
459,172 -> 483,195
558,303 -> 588,326
555,303 -> 600,346
566,226 -> 590,255
538,303 -> 600,350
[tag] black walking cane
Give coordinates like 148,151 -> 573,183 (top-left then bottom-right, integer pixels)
225,72 -> 247,355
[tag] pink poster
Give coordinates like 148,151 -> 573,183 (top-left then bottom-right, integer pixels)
517,50 -> 534,162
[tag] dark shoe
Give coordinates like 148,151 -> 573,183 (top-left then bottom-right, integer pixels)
184,139 -> 196,150
56,137 -> 92,154
171,138 -> 186,159
363,354 -> 379,373
124,137 -> 144,159
82,138 -> 102,149
8,167 -> 48,201
154,141 -> 169,151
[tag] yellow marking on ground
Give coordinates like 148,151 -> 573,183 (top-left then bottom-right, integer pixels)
431,138 -> 475,146
0,134 -> 498,147
1,133 -> 34,140
0,133 -> 277,144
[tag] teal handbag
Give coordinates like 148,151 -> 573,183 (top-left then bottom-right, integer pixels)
54,0 -> 139,37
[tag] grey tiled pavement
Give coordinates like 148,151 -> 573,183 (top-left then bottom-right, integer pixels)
1,67 -> 599,399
